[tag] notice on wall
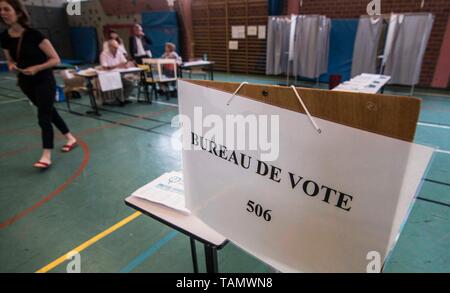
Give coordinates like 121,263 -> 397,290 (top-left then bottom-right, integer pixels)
232,26 -> 246,39
258,25 -> 266,39
228,41 -> 239,50
178,80 -> 434,273
247,26 -> 257,36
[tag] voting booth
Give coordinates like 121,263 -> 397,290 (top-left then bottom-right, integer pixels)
177,79 -> 434,273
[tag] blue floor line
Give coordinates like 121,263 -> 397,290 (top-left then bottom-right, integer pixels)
119,230 -> 178,273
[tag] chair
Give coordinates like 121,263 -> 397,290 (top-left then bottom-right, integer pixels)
136,64 -> 156,103
60,69 -> 87,111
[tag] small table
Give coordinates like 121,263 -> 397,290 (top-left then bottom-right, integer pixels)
179,61 -> 215,81
125,196 -> 228,273
75,67 -> 144,116
332,73 -> 391,94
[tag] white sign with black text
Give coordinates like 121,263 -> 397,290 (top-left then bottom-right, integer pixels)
178,80 -> 433,272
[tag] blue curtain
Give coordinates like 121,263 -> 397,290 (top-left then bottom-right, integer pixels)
69,27 -> 98,64
141,11 -> 180,58
320,19 -> 359,83
268,0 -> 284,16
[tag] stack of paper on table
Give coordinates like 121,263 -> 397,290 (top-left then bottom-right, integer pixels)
77,68 -> 97,77
333,73 -> 391,94
182,60 -> 211,67
131,171 -> 190,215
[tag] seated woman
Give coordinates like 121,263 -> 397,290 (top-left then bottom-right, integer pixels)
159,42 -> 181,97
161,42 -> 181,78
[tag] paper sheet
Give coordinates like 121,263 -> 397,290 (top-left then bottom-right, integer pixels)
77,68 -> 97,77
232,26 -> 246,39
97,71 -> 123,92
132,171 -> 190,215
247,26 -> 257,36
258,25 -> 266,39
229,41 -> 239,50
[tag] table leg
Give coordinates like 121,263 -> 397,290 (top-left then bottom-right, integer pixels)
85,78 -> 101,116
190,238 -> 199,273
65,91 -> 72,113
140,72 -> 152,104
204,244 -> 218,273
210,64 -> 214,81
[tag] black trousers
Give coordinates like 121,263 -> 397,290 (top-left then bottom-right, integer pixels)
19,77 -> 70,149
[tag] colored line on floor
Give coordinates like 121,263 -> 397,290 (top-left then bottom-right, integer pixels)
55,108 -> 156,133
0,92 -> 24,100
0,125 -> 37,135
56,108 -> 173,138
119,230 -> 178,273
0,105 -> 173,161
0,85 -> 22,93
418,122 -> 450,129
0,76 -> 18,81
0,143 -> 41,160
68,100 -> 174,124
0,98 -> 27,104
57,103 -> 174,125
424,178 -> 450,187
417,197 -> 450,208
435,149 -> 450,155
36,211 -> 142,273
0,139 -> 90,229
154,100 -> 179,107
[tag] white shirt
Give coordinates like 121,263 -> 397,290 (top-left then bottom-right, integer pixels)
135,37 -> 152,57
100,50 -> 127,68
135,37 -> 146,56
102,41 -> 127,57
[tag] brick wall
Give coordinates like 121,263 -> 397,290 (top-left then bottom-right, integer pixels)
290,0 -> 450,87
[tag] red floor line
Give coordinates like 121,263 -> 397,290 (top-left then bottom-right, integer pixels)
0,144 -> 40,159
0,128 -> 39,135
0,139 -> 90,229
0,107 -> 174,227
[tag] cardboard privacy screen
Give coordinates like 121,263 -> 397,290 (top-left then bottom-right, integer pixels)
178,79 -> 434,273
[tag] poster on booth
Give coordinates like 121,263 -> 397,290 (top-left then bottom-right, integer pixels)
177,80 -> 434,273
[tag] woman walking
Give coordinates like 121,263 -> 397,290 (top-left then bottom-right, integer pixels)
0,0 -> 77,169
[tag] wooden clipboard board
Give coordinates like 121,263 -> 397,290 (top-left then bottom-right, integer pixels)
185,80 -> 421,142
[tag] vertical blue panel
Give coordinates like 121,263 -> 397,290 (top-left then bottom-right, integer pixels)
269,0 -> 284,16
320,19 -> 359,83
141,12 -> 179,58
69,27 -> 98,64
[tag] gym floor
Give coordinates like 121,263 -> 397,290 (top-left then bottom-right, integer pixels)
0,71 -> 448,273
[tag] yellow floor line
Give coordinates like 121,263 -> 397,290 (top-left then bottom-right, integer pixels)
36,211 -> 141,273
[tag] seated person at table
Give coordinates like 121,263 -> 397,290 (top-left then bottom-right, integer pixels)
159,42 -> 181,97
102,30 -> 127,58
161,42 -> 181,78
99,40 -> 135,105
